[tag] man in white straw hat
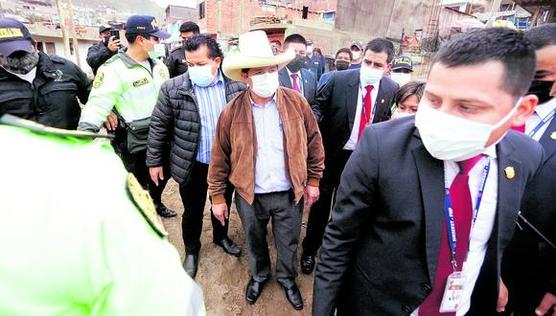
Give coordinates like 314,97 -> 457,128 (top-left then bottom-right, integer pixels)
208,30 -> 324,310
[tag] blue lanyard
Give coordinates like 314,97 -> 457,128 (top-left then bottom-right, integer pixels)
528,108 -> 556,138
444,158 -> 491,271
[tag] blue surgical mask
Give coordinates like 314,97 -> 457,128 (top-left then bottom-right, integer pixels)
360,65 -> 383,86
188,64 -> 215,87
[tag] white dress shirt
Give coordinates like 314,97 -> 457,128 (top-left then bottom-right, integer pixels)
343,81 -> 379,150
413,146 -> 498,316
286,68 -> 304,95
251,97 -> 291,194
525,98 -> 556,141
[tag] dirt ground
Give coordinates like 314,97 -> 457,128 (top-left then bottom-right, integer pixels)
160,179 -> 315,316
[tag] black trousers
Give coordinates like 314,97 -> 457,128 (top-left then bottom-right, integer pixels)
302,150 -> 352,256
120,148 -> 169,206
179,162 -> 233,254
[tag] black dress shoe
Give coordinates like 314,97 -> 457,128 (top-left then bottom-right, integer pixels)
183,253 -> 199,278
156,205 -> 177,218
281,283 -> 303,310
301,253 -> 315,274
245,278 -> 267,304
214,238 -> 241,257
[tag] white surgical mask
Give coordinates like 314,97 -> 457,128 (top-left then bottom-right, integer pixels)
188,64 -> 215,87
360,66 -> 383,86
391,72 -> 412,86
250,71 -> 279,98
307,45 -> 314,54
351,50 -> 360,60
415,100 -> 520,161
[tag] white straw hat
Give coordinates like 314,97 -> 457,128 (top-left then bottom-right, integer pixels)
223,30 -> 295,81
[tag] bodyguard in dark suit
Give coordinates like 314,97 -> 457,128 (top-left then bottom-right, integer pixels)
278,67 -> 316,104
502,23 -> 556,316
300,38 -> 399,273
277,34 -> 318,105
313,28 -> 543,316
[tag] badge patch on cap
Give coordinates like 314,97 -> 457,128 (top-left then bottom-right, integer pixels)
0,28 -> 23,39
126,173 -> 167,237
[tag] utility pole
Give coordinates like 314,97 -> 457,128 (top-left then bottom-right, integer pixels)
55,0 -> 71,59
67,0 -> 81,67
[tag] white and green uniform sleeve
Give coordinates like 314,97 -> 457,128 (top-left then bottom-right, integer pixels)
78,54 -> 170,132
0,125 -> 204,316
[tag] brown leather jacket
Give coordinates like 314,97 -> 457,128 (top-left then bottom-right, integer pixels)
208,87 -> 325,205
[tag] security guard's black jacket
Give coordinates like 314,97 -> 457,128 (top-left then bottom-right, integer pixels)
86,41 -> 117,75
0,51 -> 91,130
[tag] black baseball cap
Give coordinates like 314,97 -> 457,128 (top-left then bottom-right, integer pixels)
0,17 -> 34,57
98,24 -> 112,34
125,15 -> 170,40
392,55 -> 413,72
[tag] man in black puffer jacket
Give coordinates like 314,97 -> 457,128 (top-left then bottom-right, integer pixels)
146,34 -> 246,279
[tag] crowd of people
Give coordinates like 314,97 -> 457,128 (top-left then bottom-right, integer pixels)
0,12 -> 555,316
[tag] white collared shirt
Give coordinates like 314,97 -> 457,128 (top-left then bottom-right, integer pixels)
286,67 -> 304,95
413,146 -> 499,316
343,82 -> 379,150
251,96 -> 292,194
526,98 -> 556,141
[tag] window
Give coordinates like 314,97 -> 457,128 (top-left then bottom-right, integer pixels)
199,2 -> 206,19
45,42 -> 56,55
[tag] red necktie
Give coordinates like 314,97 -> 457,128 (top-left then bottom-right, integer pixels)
511,124 -> 525,133
419,155 -> 483,316
291,73 -> 300,93
357,85 -> 373,140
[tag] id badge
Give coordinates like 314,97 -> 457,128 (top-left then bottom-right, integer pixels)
439,271 -> 465,313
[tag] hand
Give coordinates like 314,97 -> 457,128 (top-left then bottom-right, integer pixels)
149,166 -> 164,186
304,185 -> 320,209
103,112 -> 118,131
536,292 -> 556,316
497,278 -> 509,313
107,36 -> 120,52
212,203 -> 228,226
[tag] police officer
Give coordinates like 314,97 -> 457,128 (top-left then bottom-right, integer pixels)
165,21 -> 200,78
86,24 -> 120,75
0,17 -> 91,130
0,114 -> 205,316
78,15 -> 176,218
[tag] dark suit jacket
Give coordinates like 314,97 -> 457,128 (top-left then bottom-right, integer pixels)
312,69 -> 398,160
278,68 -> 317,105
502,117 -> 556,315
312,117 -> 545,316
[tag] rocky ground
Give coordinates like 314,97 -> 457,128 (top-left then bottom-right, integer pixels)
161,179 -> 315,316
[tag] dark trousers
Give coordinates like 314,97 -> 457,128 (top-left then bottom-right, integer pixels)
236,191 -> 303,286
179,162 -> 233,254
120,148 -> 169,206
302,150 -> 352,256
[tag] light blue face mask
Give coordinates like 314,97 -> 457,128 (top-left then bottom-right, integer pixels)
188,64 -> 215,87
360,65 -> 384,86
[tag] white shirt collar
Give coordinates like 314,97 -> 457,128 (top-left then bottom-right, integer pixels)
286,67 -> 301,77
535,97 -> 556,118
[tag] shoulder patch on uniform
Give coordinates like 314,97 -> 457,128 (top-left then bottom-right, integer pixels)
126,173 -> 168,237
93,72 -> 104,88
132,77 -> 149,87
0,114 -> 112,139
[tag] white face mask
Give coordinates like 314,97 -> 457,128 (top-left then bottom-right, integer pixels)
307,45 -> 314,54
414,100 -> 520,161
188,64 -> 215,87
360,65 -> 383,86
351,50 -> 360,60
391,72 -> 412,86
250,71 -> 279,98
